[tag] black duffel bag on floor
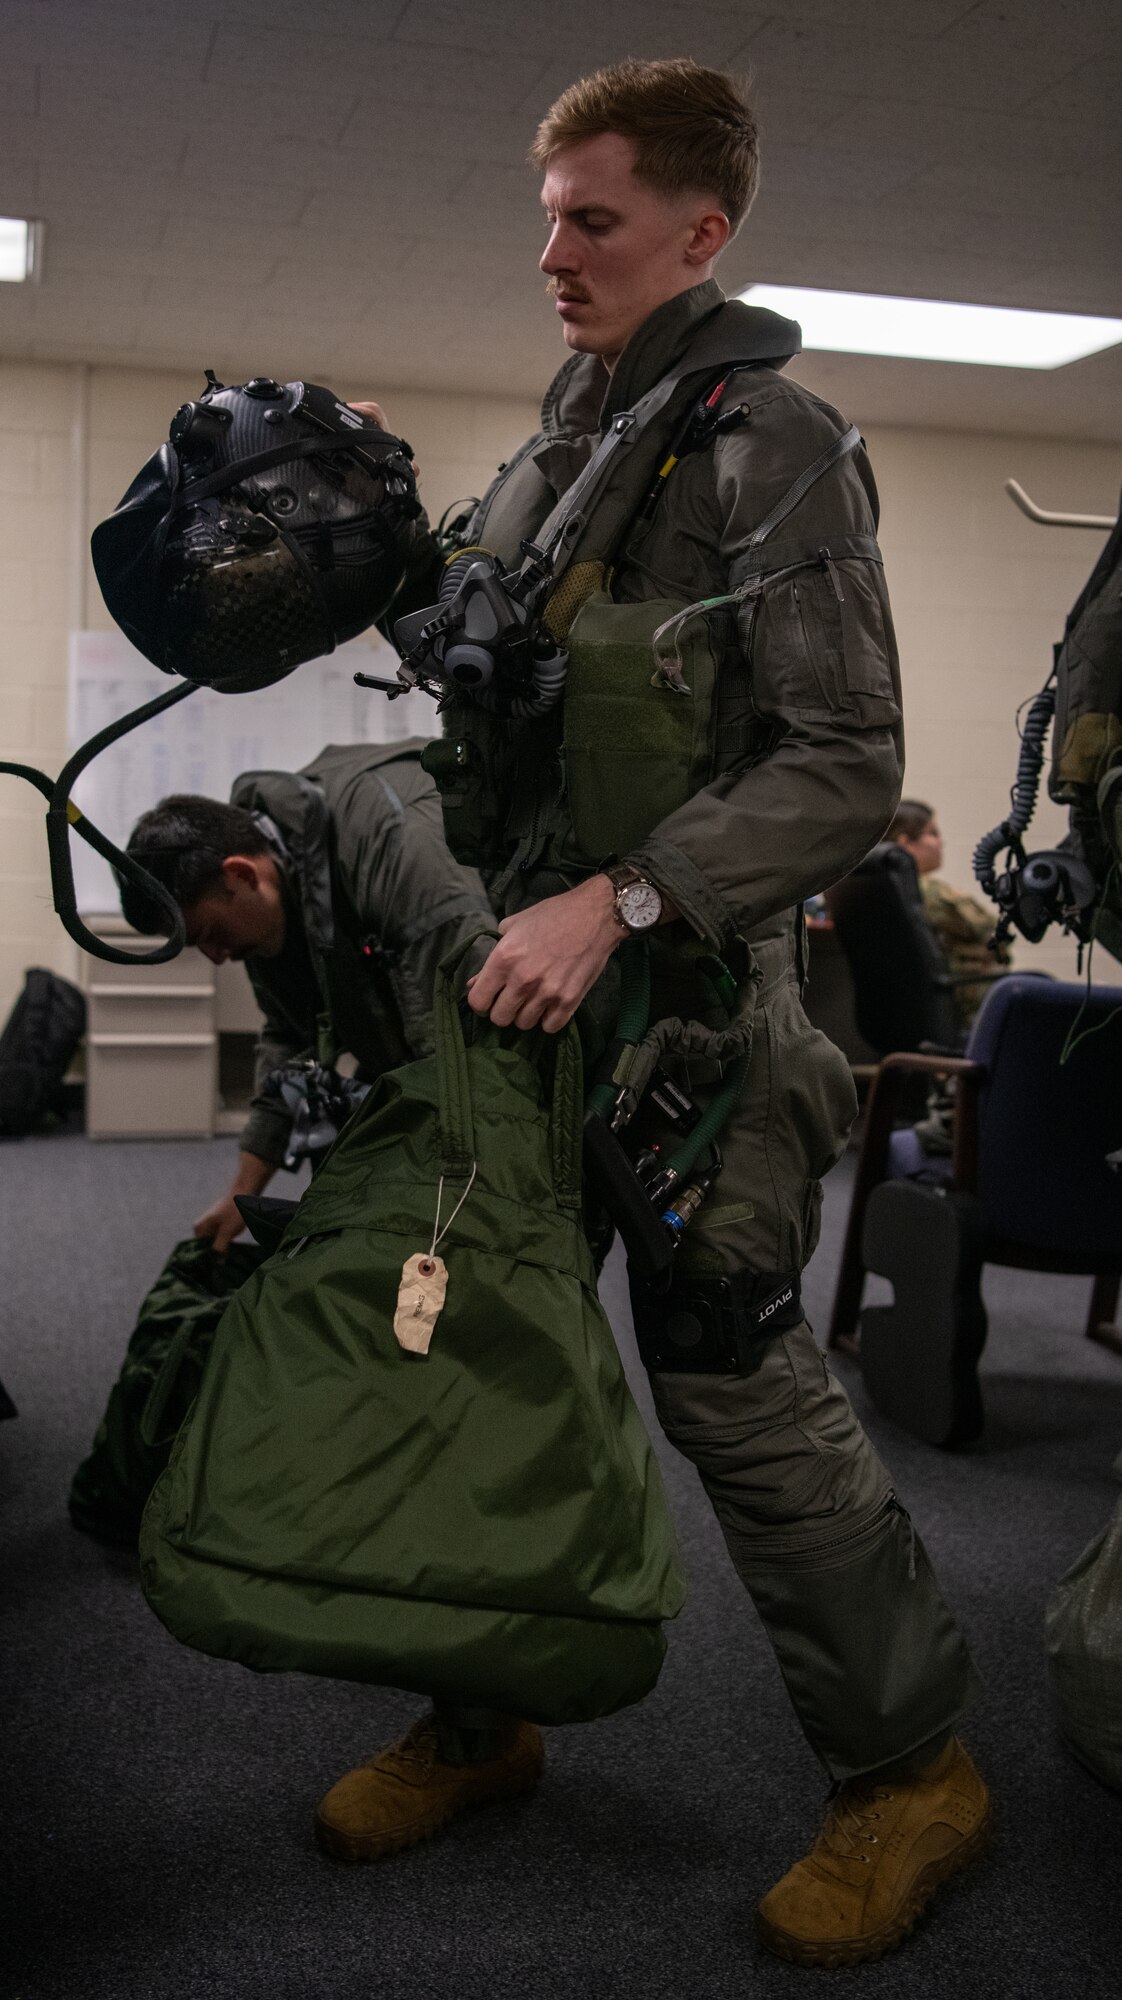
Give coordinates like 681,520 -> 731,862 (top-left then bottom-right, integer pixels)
69,1235 -> 265,1546
0,967 -> 86,1137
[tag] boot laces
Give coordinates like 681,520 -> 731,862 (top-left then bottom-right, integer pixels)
820,1781 -> 893,1863
390,1718 -> 441,1769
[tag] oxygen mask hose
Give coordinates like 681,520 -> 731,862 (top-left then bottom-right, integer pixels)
974,683 -> 1055,897
1,682 -> 195,964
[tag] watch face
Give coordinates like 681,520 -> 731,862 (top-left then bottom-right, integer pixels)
618,880 -> 662,930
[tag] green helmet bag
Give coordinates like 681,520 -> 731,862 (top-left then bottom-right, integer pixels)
139,954 -> 685,1724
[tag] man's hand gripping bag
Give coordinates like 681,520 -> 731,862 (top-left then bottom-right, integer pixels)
140,957 -> 685,1723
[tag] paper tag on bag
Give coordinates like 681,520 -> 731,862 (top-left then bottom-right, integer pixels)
393,1252 -> 449,1355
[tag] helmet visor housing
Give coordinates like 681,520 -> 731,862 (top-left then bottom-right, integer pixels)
90,376 -> 419,692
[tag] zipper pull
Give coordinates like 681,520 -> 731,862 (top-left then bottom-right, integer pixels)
818,546 -> 845,602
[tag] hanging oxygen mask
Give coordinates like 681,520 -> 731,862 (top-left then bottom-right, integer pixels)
356,539 -> 569,719
581,940 -> 755,1281
974,681 -> 1098,951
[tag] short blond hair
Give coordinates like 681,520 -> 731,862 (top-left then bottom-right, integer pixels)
530,58 -> 760,235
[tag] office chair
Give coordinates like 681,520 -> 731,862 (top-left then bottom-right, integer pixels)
824,842 -> 959,1057
828,975 -> 1122,1444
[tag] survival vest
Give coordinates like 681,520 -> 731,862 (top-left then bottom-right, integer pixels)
420,299 -> 878,890
1051,491 -> 1122,806
1050,491 -> 1122,963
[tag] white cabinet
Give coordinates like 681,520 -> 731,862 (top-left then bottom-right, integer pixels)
79,916 -> 262,1139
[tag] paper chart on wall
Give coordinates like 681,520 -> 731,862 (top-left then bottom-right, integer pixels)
66,630 -> 438,913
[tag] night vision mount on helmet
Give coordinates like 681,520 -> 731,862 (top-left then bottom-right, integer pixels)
1,374 -> 419,964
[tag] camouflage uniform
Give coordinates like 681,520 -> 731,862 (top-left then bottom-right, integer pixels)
921,874 -> 1009,1034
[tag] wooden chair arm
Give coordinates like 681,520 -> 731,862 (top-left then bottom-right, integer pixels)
829,1053 -> 986,1351
875,1053 -> 984,1080
862,1055 -> 985,1194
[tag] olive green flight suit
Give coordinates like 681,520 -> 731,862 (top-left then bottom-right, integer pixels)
402,282 -> 979,1778
233,742 -> 494,1170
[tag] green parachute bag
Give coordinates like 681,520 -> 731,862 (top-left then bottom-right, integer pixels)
140,957 -> 686,1724
69,1235 -> 266,1547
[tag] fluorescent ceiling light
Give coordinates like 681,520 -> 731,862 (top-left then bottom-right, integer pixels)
0,217 -> 42,282
739,284 -> 1122,369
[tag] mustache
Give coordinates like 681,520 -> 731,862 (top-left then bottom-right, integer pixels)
546,278 -> 591,304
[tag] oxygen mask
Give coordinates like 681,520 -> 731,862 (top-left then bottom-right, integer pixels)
357,541 -> 569,719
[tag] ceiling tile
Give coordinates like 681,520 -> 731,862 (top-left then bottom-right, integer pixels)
394,1 -> 765,70
0,163 -> 39,209
745,16 -> 1059,112
0,0 -> 1117,439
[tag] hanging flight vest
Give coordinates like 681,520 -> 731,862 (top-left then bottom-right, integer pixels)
421,306 -> 877,883
1049,493 -> 1122,964
1051,493 -> 1122,805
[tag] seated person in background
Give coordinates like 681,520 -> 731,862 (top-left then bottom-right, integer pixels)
888,798 -> 1010,1034
120,742 -> 494,1250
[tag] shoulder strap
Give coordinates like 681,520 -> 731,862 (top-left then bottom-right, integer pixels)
231,768 -> 335,960
232,768 -> 339,1059
526,335 -> 789,598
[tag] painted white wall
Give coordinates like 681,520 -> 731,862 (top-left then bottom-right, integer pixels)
1,356 -> 1117,1016
863,425 -> 1118,983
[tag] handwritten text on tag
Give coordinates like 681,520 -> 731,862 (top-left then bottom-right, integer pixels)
393,1252 -> 449,1355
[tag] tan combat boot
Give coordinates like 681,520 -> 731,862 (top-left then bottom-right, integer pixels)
314,1713 -> 544,1862
755,1737 -> 992,1967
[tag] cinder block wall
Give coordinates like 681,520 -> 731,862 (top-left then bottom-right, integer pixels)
0,363 -> 80,1004
1,355 -> 1118,1015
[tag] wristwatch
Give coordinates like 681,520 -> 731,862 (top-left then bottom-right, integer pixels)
603,862 -> 664,934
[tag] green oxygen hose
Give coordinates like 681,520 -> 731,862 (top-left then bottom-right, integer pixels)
662,1049 -> 750,1180
585,937 -> 752,1177
661,951 -> 752,1180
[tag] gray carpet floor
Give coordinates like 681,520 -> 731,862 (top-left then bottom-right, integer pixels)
3,1132 -> 1122,2000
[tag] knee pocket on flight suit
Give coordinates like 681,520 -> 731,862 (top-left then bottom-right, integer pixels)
676,984 -> 857,1275
649,1323 -> 892,1540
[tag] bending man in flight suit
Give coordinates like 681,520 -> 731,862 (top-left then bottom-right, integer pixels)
315,61 -> 991,1971
122,741 -> 494,1247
